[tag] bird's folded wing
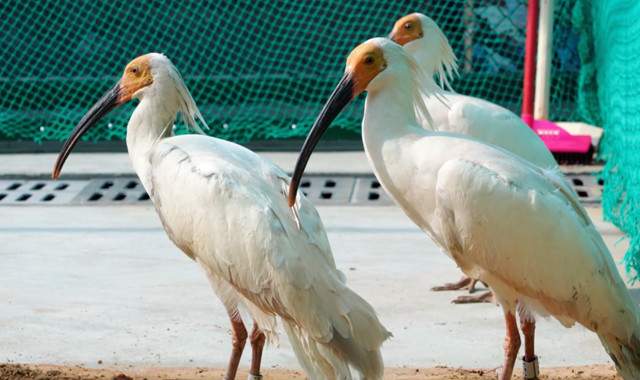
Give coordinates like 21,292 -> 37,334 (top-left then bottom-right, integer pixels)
434,156 -> 629,327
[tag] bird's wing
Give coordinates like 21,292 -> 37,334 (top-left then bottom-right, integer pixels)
434,154 -> 635,334
426,93 -> 558,169
147,135 -> 350,340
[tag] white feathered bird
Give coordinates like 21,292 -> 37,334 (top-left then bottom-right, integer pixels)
388,12 -> 560,304
52,53 -> 390,380
288,38 -> 640,380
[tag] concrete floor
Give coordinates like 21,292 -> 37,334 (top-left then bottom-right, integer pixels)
0,152 -> 375,178
0,204 -> 631,372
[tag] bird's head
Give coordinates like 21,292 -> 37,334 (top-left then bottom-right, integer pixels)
388,13 -> 458,90
52,53 -> 206,179
287,38 -> 440,207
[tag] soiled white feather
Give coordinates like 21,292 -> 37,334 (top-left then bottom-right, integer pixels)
357,38 -> 640,380
126,53 -> 390,380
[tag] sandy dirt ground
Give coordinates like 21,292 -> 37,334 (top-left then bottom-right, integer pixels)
0,363 -> 622,380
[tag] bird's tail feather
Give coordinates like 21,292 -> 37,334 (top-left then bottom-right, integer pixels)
284,320 -> 353,380
326,288 -> 391,380
292,287 -> 391,380
599,331 -> 640,380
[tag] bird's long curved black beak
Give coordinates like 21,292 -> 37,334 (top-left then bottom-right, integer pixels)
288,71 -> 355,207
52,81 -> 122,179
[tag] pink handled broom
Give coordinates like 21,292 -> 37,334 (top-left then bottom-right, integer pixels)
522,0 -> 594,165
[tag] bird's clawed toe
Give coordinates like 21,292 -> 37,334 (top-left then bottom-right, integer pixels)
431,276 -> 474,292
451,290 -> 496,305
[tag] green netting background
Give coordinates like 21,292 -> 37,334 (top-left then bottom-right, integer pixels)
0,0 -> 583,144
581,0 -> 640,283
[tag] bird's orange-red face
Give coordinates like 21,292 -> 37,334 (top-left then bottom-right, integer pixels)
345,42 -> 388,97
117,55 -> 154,104
388,14 -> 424,46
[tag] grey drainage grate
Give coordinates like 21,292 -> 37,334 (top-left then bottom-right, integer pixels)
566,173 -> 603,205
71,178 -> 152,205
298,176 -> 354,205
351,177 -> 395,205
0,173 -> 604,206
0,180 -> 89,204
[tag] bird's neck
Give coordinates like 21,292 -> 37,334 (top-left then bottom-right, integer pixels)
126,95 -> 176,193
413,48 -> 438,78
361,77 -> 427,149
361,74 -> 430,200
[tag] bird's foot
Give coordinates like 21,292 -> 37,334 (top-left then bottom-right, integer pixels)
451,290 -> 496,305
431,276 -> 481,292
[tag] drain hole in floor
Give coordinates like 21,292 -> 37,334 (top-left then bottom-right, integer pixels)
31,183 -> 45,190
16,194 -> 31,201
301,181 -> 311,188
7,183 -> 21,190
125,181 -> 138,189
138,193 -> 150,201
577,190 -> 588,198
368,192 -> 380,200
320,192 -> 332,199
88,193 -> 103,201
55,183 -> 69,191
100,181 -> 114,189
42,194 -> 55,202
324,180 -> 336,188
113,193 -> 126,201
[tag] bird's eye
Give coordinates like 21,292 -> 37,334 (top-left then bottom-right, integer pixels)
404,23 -> 413,30
132,67 -> 139,74
364,56 -> 375,66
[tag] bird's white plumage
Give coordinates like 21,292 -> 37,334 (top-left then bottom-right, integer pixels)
402,13 -> 558,170
125,54 -> 389,380
358,38 -> 640,379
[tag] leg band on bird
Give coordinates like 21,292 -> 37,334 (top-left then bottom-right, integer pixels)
522,355 -> 539,379
247,375 -> 263,380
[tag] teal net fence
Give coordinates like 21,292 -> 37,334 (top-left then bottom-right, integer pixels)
582,0 -> 640,282
1,0 -> 583,144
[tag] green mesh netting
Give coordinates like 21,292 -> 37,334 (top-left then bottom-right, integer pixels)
0,0 -> 583,144
582,0 -> 640,282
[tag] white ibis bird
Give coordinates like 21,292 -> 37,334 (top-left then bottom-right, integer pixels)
288,38 -> 640,380
388,12 -> 560,304
52,53 -> 390,380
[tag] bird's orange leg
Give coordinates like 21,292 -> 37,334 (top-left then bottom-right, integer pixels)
498,312 -> 521,380
224,311 -> 248,380
519,309 -> 539,379
249,321 -> 266,378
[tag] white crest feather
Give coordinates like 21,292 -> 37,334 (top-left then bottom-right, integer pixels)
168,63 -> 209,135
414,13 -> 460,92
404,48 -> 449,131
433,24 -> 459,92
149,53 -> 209,136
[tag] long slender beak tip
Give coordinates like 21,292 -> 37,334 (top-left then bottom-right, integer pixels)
52,159 -> 61,179
288,180 -> 297,207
